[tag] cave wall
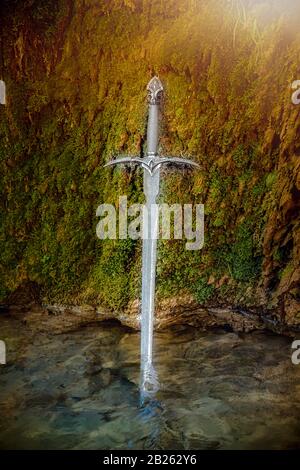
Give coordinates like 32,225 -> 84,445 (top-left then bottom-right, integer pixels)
0,0 -> 300,325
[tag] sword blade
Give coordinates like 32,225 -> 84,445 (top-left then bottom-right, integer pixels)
140,169 -> 160,398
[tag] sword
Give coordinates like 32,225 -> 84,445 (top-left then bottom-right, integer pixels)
104,77 -> 199,400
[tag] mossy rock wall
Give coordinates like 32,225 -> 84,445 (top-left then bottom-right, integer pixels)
0,0 -> 300,325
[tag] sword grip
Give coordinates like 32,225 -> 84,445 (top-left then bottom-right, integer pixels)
147,104 -> 159,156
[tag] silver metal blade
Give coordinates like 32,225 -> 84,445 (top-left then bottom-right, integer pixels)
140,167 -> 160,399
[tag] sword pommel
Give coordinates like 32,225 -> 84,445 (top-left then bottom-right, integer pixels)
147,76 -> 163,105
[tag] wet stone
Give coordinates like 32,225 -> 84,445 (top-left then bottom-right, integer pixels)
0,317 -> 300,449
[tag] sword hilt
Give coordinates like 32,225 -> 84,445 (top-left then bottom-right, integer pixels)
104,76 -> 200,176
147,77 -> 163,156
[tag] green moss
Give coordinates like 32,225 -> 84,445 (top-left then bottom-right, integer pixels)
193,277 -> 215,304
266,171 -> 277,189
229,222 -> 262,282
87,239 -> 137,310
278,262 -> 294,281
232,144 -> 246,169
232,144 -> 259,171
252,178 -> 266,197
0,0 -> 297,311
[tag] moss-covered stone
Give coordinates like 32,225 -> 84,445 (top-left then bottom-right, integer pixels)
0,0 -> 300,324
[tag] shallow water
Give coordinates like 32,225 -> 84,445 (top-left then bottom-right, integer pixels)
0,315 -> 300,450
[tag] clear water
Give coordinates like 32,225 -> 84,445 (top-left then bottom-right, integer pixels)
0,315 -> 300,450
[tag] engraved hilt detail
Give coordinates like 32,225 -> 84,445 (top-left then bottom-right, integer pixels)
147,76 -> 163,105
147,77 -> 163,156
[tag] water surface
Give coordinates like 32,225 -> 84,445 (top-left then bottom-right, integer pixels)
0,315 -> 299,449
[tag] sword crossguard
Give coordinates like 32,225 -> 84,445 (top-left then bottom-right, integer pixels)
104,155 -> 199,177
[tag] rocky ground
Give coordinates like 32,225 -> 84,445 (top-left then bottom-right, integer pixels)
1,314 -> 300,449
8,302 -> 299,337
2,284 -> 300,338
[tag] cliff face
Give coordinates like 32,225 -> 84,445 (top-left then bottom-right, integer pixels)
1,0 -> 300,328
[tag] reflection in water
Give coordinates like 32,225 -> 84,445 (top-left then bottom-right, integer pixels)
139,399 -> 164,419
138,399 -> 164,449
140,364 -> 160,406
0,317 -> 300,450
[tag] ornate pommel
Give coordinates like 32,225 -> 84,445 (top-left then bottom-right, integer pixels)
147,76 -> 163,105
